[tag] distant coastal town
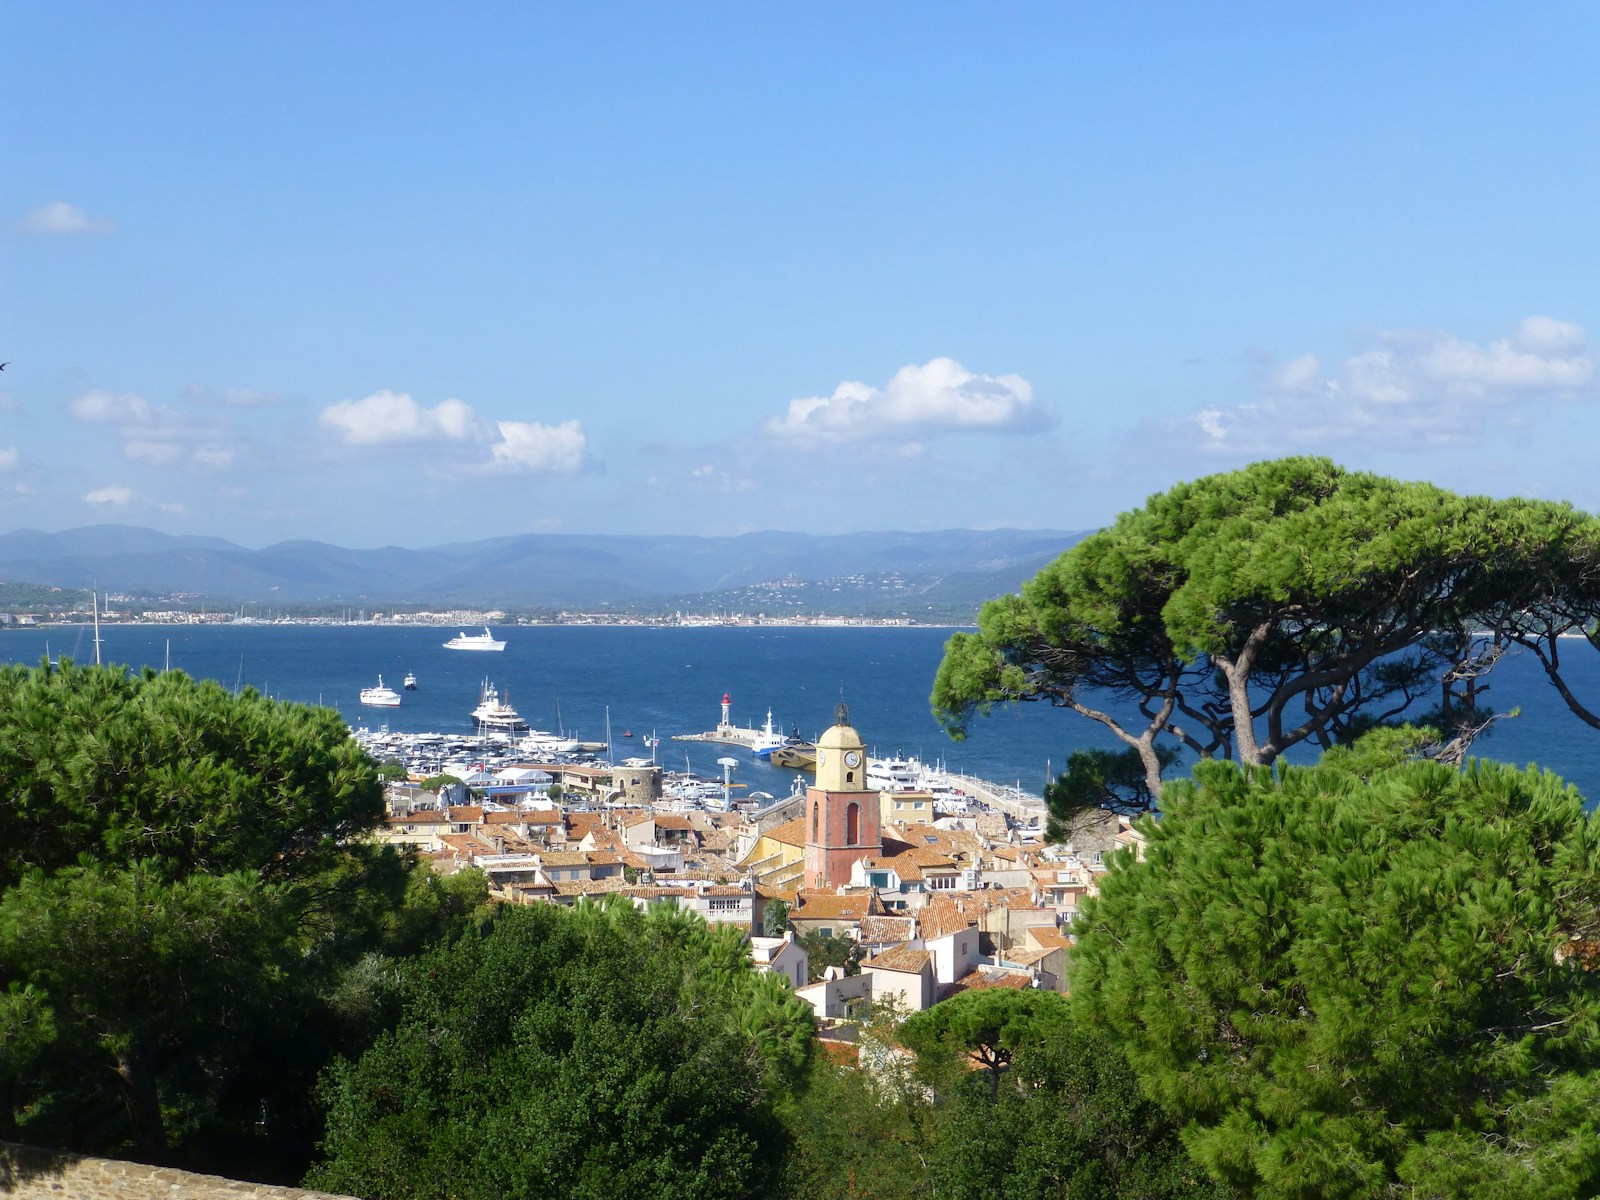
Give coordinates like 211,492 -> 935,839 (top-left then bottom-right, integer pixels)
1,604 -> 929,629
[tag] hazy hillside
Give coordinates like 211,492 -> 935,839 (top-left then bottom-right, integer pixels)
0,526 -> 1086,615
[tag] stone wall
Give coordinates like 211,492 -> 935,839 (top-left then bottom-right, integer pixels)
0,1143 -> 355,1200
610,764 -> 662,804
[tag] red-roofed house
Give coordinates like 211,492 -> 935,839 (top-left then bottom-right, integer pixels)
864,945 -> 935,1012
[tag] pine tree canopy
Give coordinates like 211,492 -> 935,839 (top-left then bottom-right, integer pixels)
932,457 -> 1600,797
1070,756 -> 1600,1200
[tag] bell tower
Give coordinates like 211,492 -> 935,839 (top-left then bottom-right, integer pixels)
804,702 -> 881,889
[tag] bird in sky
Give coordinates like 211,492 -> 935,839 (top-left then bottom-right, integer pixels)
0,363 -> 8,370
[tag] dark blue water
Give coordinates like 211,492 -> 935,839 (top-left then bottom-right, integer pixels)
5,623 -> 1600,803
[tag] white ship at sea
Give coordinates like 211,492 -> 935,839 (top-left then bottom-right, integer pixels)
359,675 -> 403,707
443,627 -> 506,651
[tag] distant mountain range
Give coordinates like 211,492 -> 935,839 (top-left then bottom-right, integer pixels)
0,526 -> 1087,615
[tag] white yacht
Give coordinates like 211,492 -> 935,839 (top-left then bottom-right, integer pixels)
443,627 -> 506,651
472,680 -> 525,731
359,675 -> 403,707
403,671 -> 418,690
867,754 -> 920,793
519,729 -> 581,755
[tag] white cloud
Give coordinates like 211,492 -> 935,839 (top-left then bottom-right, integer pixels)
69,389 -> 239,473
84,486 -> 132,506
20,201 -> 115,236
70,390 -> 171,425
186,385 -> 287,407
191,446 -> 235,472
763,357 -> 1047,448
1172,317 -> 1594,458
320,389 -> 591,476
319,390 -> 483,445
0,447 -> 17,471
124,440 -> 186,468
686,464 -> 755,493
488,420 -> 589,474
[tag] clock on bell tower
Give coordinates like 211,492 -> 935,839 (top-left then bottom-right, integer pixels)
804,702 -> 881,889
815,701 -> 868,791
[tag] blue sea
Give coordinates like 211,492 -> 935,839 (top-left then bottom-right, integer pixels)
5,622 -> 1600,803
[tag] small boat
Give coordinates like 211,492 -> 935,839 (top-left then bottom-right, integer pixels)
403,672 -> 418,690
360,675 -> 402,707
443,627 -> 506,651
622,730 -> 633,738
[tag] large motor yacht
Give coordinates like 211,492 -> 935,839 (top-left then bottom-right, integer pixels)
360,675 -> 403,707
443,627 -> 506,651
472,680 -> 525,731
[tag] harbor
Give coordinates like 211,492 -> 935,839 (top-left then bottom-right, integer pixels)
351,718 -> 1033,827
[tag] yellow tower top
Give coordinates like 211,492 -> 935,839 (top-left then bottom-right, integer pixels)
814,701 -> 868,792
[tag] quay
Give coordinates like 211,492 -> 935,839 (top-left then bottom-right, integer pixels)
944,773 -> 1048,822
672,690 -> 792,755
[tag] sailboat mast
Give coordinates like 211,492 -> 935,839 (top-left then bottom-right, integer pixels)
92,590 -> 102,666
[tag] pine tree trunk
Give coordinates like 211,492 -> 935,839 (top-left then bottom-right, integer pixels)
114,1045 -> 167,1163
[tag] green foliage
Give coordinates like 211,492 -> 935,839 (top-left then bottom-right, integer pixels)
932,458 -> 1598,783
0,661 -> 401,1175
773,1056 -> 930,1200
899,987 -> 1073,1095
763,897 -> 791,937
798,929 -> 863,982
306,897 -> 816,1200
0,864 -> 299,1158
1314,722 -> 1451,780
0,660 -> 384,888
373,758 -> 408,782
1047,745 -> 1178,838
0,583 -> 89,612
377,866 -> 491,959
925,1021 -> 1235,1200
1071,757 -> 1600,1199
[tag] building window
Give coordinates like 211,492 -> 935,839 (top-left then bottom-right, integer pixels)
846,802 -> 860,845
812,802 -> 820,842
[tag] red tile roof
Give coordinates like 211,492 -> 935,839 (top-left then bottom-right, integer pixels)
866,945 -> 932,974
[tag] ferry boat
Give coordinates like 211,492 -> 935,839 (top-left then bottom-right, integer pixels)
359,675 -> 403,707
443,627 -> 506,651
403,671 -> 418,690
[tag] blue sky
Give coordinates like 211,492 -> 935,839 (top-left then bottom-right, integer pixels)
3,3 -> 1597,548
